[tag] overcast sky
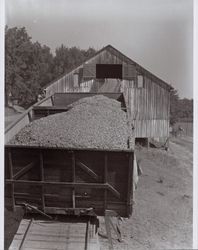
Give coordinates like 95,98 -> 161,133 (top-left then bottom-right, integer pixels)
5,0 -> 193,98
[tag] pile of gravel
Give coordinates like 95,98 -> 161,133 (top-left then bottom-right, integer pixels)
8,95 -> 134,150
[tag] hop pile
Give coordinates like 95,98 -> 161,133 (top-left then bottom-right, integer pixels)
9,95 -> 134,150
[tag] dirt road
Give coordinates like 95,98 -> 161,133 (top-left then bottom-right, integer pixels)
99,136 -> 193,250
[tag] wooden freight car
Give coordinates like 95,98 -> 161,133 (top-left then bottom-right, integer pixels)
5,93 -> 134,218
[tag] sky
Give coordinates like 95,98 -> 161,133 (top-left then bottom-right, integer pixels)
5,0 -> 193,98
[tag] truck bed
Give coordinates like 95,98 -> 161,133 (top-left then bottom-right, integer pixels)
5,92 -> 134,218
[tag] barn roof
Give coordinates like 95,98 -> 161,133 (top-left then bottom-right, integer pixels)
44,44 -> 173,91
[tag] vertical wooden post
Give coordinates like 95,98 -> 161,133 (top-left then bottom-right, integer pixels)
51,95 -> 54,106
128,81 -> 132,121
28,111 -> 32,122
104,153 -> 108,210
72,152 -> 76,209
127,153 -> 134,216
8,149 -> 15,211
147,138 -> 150,149
40,151 -> 45,210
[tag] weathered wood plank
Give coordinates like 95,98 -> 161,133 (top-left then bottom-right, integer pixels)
9,219 -> 99,250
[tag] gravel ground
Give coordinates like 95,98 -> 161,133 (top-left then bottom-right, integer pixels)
9,95 -> 134,150
98,136 -> 193,249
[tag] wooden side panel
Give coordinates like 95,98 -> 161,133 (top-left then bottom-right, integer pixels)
5,147 -> 134,217
53,92 -> 125,108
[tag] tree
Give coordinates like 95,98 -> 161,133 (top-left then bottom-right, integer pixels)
81,47 -> 96,59
170,88 -> 180,125
5,26 -> 38,107
5,26 -> 97,107
52,45 -> 97,79
5,26 -> 54,108
170,87 -> 193,125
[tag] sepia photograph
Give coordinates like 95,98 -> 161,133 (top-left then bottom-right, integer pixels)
3,0 -> 195,249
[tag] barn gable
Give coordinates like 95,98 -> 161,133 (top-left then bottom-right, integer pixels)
44,45 -> 172,94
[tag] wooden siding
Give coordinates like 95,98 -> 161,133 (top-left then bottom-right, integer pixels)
45,49 -> 136,96
132,119 -> 169,138
121,76 -> 170,138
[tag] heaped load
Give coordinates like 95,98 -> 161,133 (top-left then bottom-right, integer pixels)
9,95 -> 134,150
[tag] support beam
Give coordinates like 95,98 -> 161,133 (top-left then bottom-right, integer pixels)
13,161 -> 36,180
106,184 -> 120,199
8,149 -> 15,211
104,153 -> 108,209
76,160 -> 99,180
50,95 -> 54,106
40,151 -> 45,210
127,153 -> 133,215
72,152 -> 76,209
6,179 -> 120,198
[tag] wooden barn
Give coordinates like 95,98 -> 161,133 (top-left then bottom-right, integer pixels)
44,45 -> 173,143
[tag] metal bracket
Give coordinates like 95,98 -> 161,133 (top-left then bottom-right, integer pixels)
19,202 -> 53,220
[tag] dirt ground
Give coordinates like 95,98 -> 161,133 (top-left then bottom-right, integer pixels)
98,136 -> 193,249
4,136 -> 193,250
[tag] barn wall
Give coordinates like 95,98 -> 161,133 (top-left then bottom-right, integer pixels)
121,76 -> 170,138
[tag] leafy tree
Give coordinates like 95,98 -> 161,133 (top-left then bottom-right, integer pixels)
52,45 -> 70,77
5,26 -> 97,108
32,42 -> 54,88
5,26 -> 33,106
81,47 -> 97,59
52,45 -> 97,78
170,88 -> 180,125
5,26 -> 54,108
170,88 -> 193,125
178,98 -> 193,120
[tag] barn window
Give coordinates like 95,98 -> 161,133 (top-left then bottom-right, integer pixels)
137,75 -> 144,88
96,64 -> 122,79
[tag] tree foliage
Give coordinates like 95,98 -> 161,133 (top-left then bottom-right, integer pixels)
170,88 -> 193,125
5,26 -> 54,107
5,26 -> 193,122
5,26 -> 97,108
52,45 -> 96,78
